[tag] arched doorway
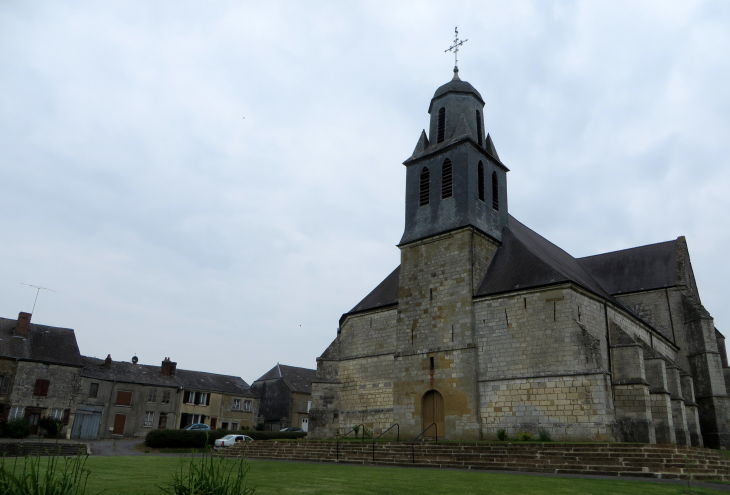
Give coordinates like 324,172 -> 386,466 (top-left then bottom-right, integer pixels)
421,390 -> 444,438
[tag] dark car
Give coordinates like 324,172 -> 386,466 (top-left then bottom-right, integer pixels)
185,423 -> 210,431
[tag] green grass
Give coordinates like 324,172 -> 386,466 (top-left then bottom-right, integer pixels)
72,456 -> 727,494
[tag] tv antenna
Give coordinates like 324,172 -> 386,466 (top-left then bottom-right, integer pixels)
20,283 -> 56,315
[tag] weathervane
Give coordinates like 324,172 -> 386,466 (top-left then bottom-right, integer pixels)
20,283 -> 56,315
445,27 -> 468,69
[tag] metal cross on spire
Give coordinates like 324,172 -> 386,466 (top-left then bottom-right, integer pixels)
445,27 -> 468,69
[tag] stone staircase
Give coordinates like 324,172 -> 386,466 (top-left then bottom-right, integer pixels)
222,440 -> 730,481
0,442 -> 88,457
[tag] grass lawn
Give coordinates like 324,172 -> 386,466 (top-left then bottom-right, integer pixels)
69,456 -> 728,494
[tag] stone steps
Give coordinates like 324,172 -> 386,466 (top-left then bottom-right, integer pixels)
0,442 -> 88,457
222,441 -> 730,480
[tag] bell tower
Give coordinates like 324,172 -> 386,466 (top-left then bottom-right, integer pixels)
399,66 -> 508,245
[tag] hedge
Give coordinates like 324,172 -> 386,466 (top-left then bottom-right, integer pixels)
145,429 -> 307,448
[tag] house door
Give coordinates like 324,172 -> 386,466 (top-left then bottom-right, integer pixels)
71,411 -> 102,439
301,417 -> 308,432
25,408 -> 42,435
158,413 -> 167,429
112,414 -> 126,435
210,417 -> 217,430
421,390 -> 444,438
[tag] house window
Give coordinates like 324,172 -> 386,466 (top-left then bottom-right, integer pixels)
419,167 -> 430,207
478,161 -> 485,202
221,421 -> 229,430
89,383 -> 99,398
231,422 -> 239,431
437,107 -> 445,143
10,406 -> 23,419
0,376 -> 10,395
116,390 -> 133,406
307,401 -> 311,413
50,408 -> 63,420
233,399 -> 241,411
441,159 -> 453,199
243,400 -> 252,412
161,390 -> 171,404
476,110 -> 482,146
33,379 -> 50,397
492,172 -> 499,211
144,411 -> 154,427
147,389 -> 157,403
199,393 -> 208,406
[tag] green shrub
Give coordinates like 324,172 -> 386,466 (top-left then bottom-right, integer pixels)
145,429 -> 306,449
6,418 -> 30,439
39,417 -> 63,438
0,452 -> 91,495
538,429 -> 551,442
159,450 -> 254,495
517,431 -> 533,441
496,428 -> 507,441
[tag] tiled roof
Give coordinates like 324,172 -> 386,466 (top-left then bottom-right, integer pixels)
81,356 -> 255,397
0,317 -> 82,366
254,364 -> 317,394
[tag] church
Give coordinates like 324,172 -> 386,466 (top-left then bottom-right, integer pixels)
308,65 -> 730,448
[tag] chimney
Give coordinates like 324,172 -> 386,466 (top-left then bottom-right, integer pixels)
161,357 -> 177,377
15,312 -> 32,338
104,354 -> 112,369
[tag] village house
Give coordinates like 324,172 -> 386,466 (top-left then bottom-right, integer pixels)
0,313 -> 83,436
251,364 -> 316,432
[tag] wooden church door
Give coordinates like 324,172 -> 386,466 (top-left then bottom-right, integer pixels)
422,390 -> 444,438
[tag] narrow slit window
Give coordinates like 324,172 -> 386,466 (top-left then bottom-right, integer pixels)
437,107 -> 445,143
429,357 -> 435,370
441,159 -> 452,199
419,167 -> 430,206
492,172 -> 499,211
477,161 -> 485,202
476,110 -> 482,146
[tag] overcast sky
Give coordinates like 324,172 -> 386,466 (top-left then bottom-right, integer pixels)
1,1 -> 729,383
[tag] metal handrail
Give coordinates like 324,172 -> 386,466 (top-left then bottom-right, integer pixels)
336,424 -> 365,460
410,423 -> 437,464
372,423 -> 399,463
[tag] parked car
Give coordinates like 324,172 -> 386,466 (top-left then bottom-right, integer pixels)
279,427 -> 303,432
214,435 -> 253,449
185,423 -> 210,431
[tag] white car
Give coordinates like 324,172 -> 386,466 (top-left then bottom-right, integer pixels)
214,434 -> 253,449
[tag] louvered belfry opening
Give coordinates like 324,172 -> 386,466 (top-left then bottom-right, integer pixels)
441,159 -> 453,199
419,167 -> 430,206
478,161 -> 485,201
492,171 -> 499,210
476,110 -> 482,146
437,107 -> 446,143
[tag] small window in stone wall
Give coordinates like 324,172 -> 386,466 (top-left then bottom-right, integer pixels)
0,376 -> 10,395
477,161 -> 485,202
492,171 -> 499,211
221,421 -> 229,430
33,379 -> 50,397
476,110 -> 482,146
147,388 -> 157,403
233,398 -> 241,410
144,411 -> 154,427
50,408 -> 63,420
161,390 -> 171,404
244,400 -> 252,411
231,422 -> 239,431
116,390 -> 133,406
10,406 -> 23,420
89,383 -> 99,398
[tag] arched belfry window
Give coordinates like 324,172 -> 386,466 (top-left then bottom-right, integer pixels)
441,159 -> 453,199
437,108 -> 446,143
419,167 -> 430,207
476,110 -> 483,146
478,161 -> 485,202
492,171 -> 499,211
